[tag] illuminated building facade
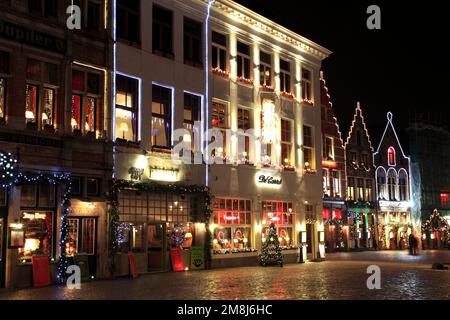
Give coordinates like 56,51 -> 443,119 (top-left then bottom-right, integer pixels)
112,0 -> 331,271
0,0 -> 113,288
320,73 -> 347,252
344,103 -> 377,250
373,112 -> 413,250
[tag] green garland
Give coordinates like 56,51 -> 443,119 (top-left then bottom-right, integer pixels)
422,209 -> 450,238
107,179 -> 213,274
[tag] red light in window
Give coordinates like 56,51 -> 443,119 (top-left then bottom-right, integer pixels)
332,209 -> 341,220
322,209 -> 329,220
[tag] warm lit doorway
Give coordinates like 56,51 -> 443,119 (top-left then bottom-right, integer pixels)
67,217 -> 98,278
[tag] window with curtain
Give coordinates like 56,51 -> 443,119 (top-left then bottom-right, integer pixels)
152,84 -> 172,147
115,75 -> 138,141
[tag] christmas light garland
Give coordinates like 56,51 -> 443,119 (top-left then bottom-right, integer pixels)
0,155 -> 72,284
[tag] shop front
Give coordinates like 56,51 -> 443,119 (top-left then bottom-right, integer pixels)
422,209 -> 449,250
347,204 -> 377,250
111,149 -> 209,276
322,203 -> 346,252
377,209 -> 412,250
208,164 -> 320,267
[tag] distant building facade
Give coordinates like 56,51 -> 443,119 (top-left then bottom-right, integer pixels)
344,103 -> 376,250
320,73 -> 347,252
373,112 -> 412,250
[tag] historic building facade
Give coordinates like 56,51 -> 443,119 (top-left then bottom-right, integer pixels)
320,73 -> 346,252
0,0 -> 113,288
373,112 -> 413,250
408,120 -> 450,249
112,0 -> 330,272
344,103 -> 376,250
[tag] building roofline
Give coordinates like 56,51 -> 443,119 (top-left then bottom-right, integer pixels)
206,0 -> 332,60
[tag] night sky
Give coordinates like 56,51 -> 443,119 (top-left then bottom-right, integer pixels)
234,0 -> 449,151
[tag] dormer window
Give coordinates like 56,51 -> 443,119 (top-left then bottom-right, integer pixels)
388,147 -> 396,166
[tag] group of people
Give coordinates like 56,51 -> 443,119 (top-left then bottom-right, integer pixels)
408,233 -> 419,255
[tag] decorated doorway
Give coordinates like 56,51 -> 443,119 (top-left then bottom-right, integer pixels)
422,209 -> 450,249
67,217 -> 98,278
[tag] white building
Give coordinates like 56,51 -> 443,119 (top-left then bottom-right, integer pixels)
112,0 -> 331,271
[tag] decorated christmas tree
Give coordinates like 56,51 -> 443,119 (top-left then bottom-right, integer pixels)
260,223 -> 283,267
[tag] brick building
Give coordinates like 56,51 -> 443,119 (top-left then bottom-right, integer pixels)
0,0 -> 113,288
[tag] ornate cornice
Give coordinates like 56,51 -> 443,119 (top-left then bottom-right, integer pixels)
200,0 -> 331,60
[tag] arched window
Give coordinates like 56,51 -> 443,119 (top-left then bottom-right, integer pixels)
387,169 -> 397,201
388,147 -> 396,166
398,170 -> 408,201
376,167 -> 386,200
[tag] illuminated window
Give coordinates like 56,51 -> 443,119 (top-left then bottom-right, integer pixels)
67,218 -> 96,258
441,194 -> 449,208
184,17 -> 202,67
347,177 -> 355,200
72,69 -> 100,134
116,75 -> 137,141
281,119 -> 292,166
388,147 -> 396,166
332,171 -> 341,197
323,169 -> 330,196
19,211 -> 54,261
387,170 -> 396,201
376,168 -> 386,200
25,84 -> 39,124
365,179 -> 373,201
212,31 -> 227,71
237,41 -> 251,80
280,59 -> 291,93
183,93 -> 201,151
262,201 -> 294,248
26,59 -> 58,127
237,107 -> 252,162
357,178 -> 364,201
323,136 -> 334,160
153,4 -> 173,58
303,125 -> 314,169
301,68 -> 312,101
211,100 -> 228,157
259,51 -> 272,87
398,171 -> 408,201
152,84 -> 172,147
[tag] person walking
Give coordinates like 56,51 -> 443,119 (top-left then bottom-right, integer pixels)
408,233 -> 414,255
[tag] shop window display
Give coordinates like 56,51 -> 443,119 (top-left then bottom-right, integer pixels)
262,201 -> 295,248
18,211 -> 53,262
212,198 -> 255,254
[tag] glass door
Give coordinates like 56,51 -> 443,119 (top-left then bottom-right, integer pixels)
147,223 -> 166,272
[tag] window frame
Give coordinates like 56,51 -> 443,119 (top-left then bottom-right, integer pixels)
259,51 -> 272,87
237,41 -> 251,81
151,84 -> 173,148
183,17 -> 203,68
72,68 -> 101,135
115,75 -> 138,142
280,59 -> 291,93
211,31 -> 227,72
303,125 -> 314,169
262,200 -> 294,248
281,118 -> 293,166
152,4 -> 174,58
301,67 -> 313,101
117,0 -> 141,45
